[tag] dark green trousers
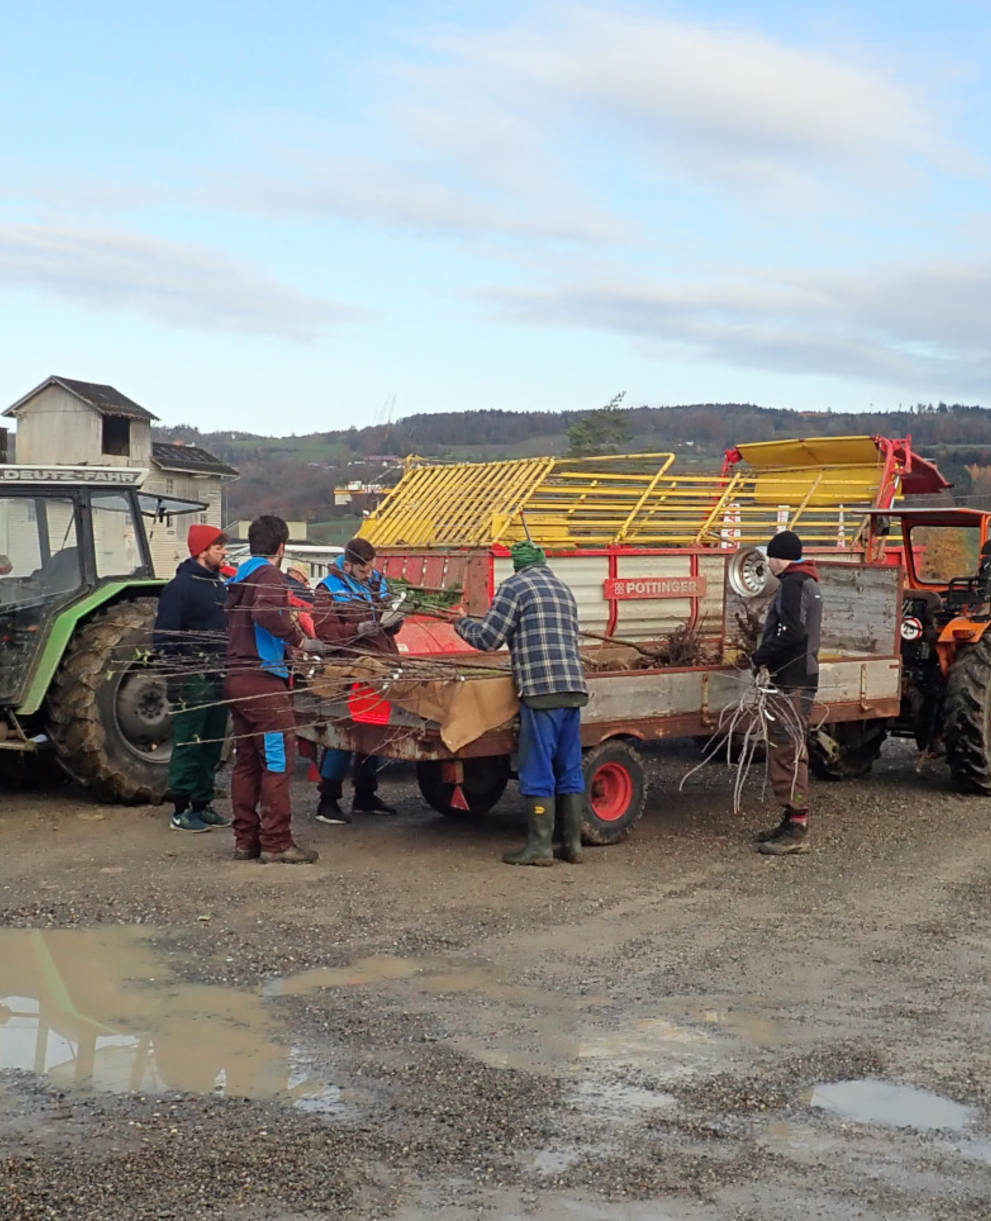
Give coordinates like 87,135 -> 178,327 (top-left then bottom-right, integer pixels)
169,674 -> 229,806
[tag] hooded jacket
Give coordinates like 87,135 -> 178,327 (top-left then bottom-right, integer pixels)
153,557 -> 227,662
312,555 -> 398,658
752,560 -> 822,690
225,556 -> 304,681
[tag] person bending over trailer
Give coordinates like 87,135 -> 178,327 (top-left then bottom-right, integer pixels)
225,515 -> 329,864
310,537 -> 401,824
752,530 -> 822,857
455,541 -> 587,867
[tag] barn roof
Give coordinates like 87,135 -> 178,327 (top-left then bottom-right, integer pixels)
3,376 -> 158,421
152,441 -> 239,478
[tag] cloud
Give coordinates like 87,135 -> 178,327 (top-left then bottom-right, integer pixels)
238,4 -> 975,247
421,5 -> 970,181
478,260 -> 991,394
0,222 -> 359,339
252,155 -> 621,244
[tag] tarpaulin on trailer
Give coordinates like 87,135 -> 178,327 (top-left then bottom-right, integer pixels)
308,660 -> 519,752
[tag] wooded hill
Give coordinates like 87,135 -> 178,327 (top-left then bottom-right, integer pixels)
156,401 -> 991,529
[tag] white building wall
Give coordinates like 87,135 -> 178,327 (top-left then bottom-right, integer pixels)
143,469 -> 224,578
11,385 -> 152,467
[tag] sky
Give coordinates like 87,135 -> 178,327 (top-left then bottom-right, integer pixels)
1,0 -> 990,434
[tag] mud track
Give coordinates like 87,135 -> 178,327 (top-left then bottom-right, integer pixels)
2,740 -> 991,1219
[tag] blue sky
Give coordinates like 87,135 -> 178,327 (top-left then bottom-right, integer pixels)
2,1 -> 989,433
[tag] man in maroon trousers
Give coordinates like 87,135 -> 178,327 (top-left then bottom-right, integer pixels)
225,515 -> 328,863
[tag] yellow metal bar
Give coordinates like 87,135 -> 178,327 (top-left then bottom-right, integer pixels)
360,436 -> 903,549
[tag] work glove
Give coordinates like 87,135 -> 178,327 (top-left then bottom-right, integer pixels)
380,607 -> 405,633
300,637 -> 332,657
355,619 -> 379,638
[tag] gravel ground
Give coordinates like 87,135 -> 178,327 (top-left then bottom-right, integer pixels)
2,740 -> 991,1219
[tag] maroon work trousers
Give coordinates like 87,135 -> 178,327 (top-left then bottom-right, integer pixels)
767,688 -> 814,816
225,671 -> 296,854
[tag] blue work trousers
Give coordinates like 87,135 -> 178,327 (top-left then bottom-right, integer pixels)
320,747 -> 378,797
517,705 -> 584,798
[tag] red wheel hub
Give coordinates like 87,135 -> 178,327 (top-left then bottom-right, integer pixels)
590,761 -> 633,822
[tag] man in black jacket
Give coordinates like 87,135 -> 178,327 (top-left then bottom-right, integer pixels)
751,530 -> 822,856
154,525 -> 232,833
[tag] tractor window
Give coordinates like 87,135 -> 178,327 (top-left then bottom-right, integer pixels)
0,496 -> 80,598
910,525 -> 982,584
91,493 -> 143,578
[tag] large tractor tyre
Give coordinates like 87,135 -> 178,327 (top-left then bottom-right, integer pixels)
417,755 -> 511,817
46,598 -> 172,804
809,720 -> 887,781
944,638 -> 991,795
580,739 -> 647,845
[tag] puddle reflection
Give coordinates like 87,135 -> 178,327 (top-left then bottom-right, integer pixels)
0,927 -> 346,1111
806,1078 -> 975,1131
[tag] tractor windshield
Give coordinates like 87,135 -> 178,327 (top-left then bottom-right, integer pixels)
0,495 -> 82,702
909,524 -> 982,585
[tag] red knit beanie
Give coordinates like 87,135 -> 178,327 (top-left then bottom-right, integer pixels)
187,524 -> 225,557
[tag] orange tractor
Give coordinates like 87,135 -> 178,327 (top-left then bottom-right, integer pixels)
841,506 -> 991,793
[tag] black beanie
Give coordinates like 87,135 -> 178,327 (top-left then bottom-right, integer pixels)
766,530 -> 802,561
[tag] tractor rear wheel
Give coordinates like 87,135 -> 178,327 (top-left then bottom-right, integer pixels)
944,638 -> 991,794
46,598 -> 172,804
809,720 -> 887,780
417,756 -> 511,816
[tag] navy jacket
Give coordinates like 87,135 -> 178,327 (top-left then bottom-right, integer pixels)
752,560 -> 822,690
153,557 -> 227,661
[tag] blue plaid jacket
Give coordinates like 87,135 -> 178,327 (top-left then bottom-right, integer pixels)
455,566 -> 588,699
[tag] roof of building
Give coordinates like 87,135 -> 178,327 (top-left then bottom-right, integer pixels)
3,376 -> 159,421
151,441 -> 239,478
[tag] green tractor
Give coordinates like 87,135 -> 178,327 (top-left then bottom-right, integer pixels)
0,465 -> 204,802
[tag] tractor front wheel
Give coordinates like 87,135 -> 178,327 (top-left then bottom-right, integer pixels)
46,599 -> 172,804
944,638 -> 991,795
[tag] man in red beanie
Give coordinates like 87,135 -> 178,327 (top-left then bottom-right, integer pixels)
153,523 -> 232,833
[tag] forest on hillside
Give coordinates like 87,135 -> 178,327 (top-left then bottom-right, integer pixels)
156,401 -> 991,525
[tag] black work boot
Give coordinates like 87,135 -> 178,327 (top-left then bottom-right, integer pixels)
757,819 -> 810,856
555,793 -> 585,864
353,792 -> 397,815
755,811 -> 792,843
503,797 -> 555,866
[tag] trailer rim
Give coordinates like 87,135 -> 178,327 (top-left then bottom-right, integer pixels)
590,761 -> 634,822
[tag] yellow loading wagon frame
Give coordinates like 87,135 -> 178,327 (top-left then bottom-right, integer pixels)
360,436 -> 931,550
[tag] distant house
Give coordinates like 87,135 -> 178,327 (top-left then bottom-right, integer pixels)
231,519 -> 308,543
3,376 -> 239,576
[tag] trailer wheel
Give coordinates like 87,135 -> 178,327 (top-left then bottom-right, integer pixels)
809,720 -> 887,780
416,756 -> 510,816
580,740 -> 647,845
944,638 -> 991,794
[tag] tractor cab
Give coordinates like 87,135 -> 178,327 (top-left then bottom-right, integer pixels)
868,507 -> 991,636
865,507 -> 991,791
0,466 -> 206,802
0,469 -> 158,703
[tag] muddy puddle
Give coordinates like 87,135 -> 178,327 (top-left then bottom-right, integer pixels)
0,927 -> 359,1111
806,1078 -> 975,1130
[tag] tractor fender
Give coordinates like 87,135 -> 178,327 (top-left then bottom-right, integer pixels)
935,617 -> 991,675
16,581 -> 163,716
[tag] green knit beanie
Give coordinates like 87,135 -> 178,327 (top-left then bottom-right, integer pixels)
511,540 -> 547,571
